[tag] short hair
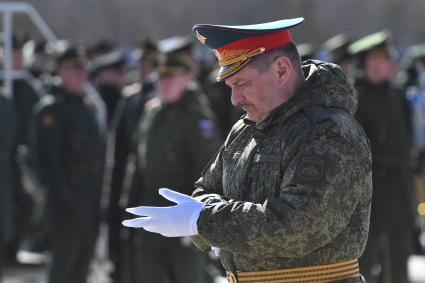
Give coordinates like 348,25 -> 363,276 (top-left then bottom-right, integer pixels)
248,42 -> 302,75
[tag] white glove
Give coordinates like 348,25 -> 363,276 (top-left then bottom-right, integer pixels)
122,188 -> 204,237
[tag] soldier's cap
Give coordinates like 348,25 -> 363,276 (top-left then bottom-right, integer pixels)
158,55 -> 191,77
134,39 -> 159,63
406,44 -> 425,62
55,43 -> 86,69
87,40 -> 115,59
348,30 -> 392,58
322,33 -> 352,64
192,17 -> 304,81
90,50 -> 126,76
159,35 -> 194,56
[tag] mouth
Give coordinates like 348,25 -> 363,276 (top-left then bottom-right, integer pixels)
240,104 -> 251,112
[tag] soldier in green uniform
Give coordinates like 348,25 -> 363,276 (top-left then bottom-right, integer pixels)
126,55 -> 221,283
1,34 -> 43,264
91,50 -> 127,127
349,31 -> 415,283
108,39 -> 159,283
30,46 -> 105,283
123,18 -> 372,283
322,34 -> 355,79
0,91 -> 16,279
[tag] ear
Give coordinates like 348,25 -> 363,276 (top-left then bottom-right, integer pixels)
272,56 -> 292,85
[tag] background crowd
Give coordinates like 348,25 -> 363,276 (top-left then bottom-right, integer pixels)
1,14 -> 425,283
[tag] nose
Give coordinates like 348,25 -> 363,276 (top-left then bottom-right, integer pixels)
230,89 -> 243,106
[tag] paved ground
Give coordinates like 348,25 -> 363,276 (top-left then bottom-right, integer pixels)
2,256 -> 425,283
2,226 -> 425,283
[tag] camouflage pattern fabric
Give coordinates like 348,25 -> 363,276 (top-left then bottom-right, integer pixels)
191,60 -> 372,282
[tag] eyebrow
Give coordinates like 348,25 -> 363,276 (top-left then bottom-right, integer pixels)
226,79 -> 244,86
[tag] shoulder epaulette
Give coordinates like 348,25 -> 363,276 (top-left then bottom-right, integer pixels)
303,105 -> 335,124
144,97 -> 161,112
122,82 -> 142,97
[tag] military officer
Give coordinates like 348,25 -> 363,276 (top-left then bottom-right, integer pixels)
0,90 -> 16,279
30,46 -> 105,283
126,54 -> 221,283
349,31 -> 415,283
124,18 -> 372,283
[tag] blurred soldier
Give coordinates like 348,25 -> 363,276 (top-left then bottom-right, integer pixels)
86,40 -> 115,61
23,40 -> 51,79
30,46 -> 105,283
91,50 -> 127,126
107,39 -> 158,282
297,43 -> 315,61
202,67 -> 243,138
404,44 -> 425,254
322,34 -> 355,78
124,17 -> 372,283
159,35 -> 197,75
160,34 -> 237,139
0,34 -> 43,263
0,90 -> 16,279
349,31 -> 415,283
126,54 -> 221,283
1,35 -> 44,144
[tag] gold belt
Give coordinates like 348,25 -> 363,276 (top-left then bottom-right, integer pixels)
226,259 -> 359,283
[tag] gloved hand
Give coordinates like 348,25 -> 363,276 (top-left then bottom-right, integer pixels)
122,188 -> 204,237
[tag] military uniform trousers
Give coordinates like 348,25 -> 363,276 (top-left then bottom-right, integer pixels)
48,232 -> 97,283
130,237 -> 207,283
359,166 -> 414,283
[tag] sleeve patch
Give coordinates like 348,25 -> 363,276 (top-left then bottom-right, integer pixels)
198,119 -> 215,138
292,154 -> 327,185
41,114 -> 55,127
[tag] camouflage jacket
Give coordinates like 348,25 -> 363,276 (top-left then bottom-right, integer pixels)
191,60 -> 372,281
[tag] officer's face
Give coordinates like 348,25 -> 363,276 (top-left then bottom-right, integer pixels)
157,74 -> 191,104
364,53 -> 397,84
225,62 -> 287,123
58,66 -> 87,93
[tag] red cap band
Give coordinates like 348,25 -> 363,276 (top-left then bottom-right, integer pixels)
217,29 -> 293,54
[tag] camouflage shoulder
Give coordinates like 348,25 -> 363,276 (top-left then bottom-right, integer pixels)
302,105 -> 351,135
122,82 -> 142,97
303,105 -> 367,145
303,105 -> 336,125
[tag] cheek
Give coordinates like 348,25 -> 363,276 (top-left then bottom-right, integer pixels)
247,82 -> 270,107
158,79 -> 181,96
385,61 -> 396,75
74,72 -> 87,85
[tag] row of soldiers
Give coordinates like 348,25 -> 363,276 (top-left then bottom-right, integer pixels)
0,29 -> 424,283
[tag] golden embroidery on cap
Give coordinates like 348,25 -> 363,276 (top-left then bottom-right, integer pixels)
217,59 -> 252,81
215,47 -> 266,67
196,31 -> 207,44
